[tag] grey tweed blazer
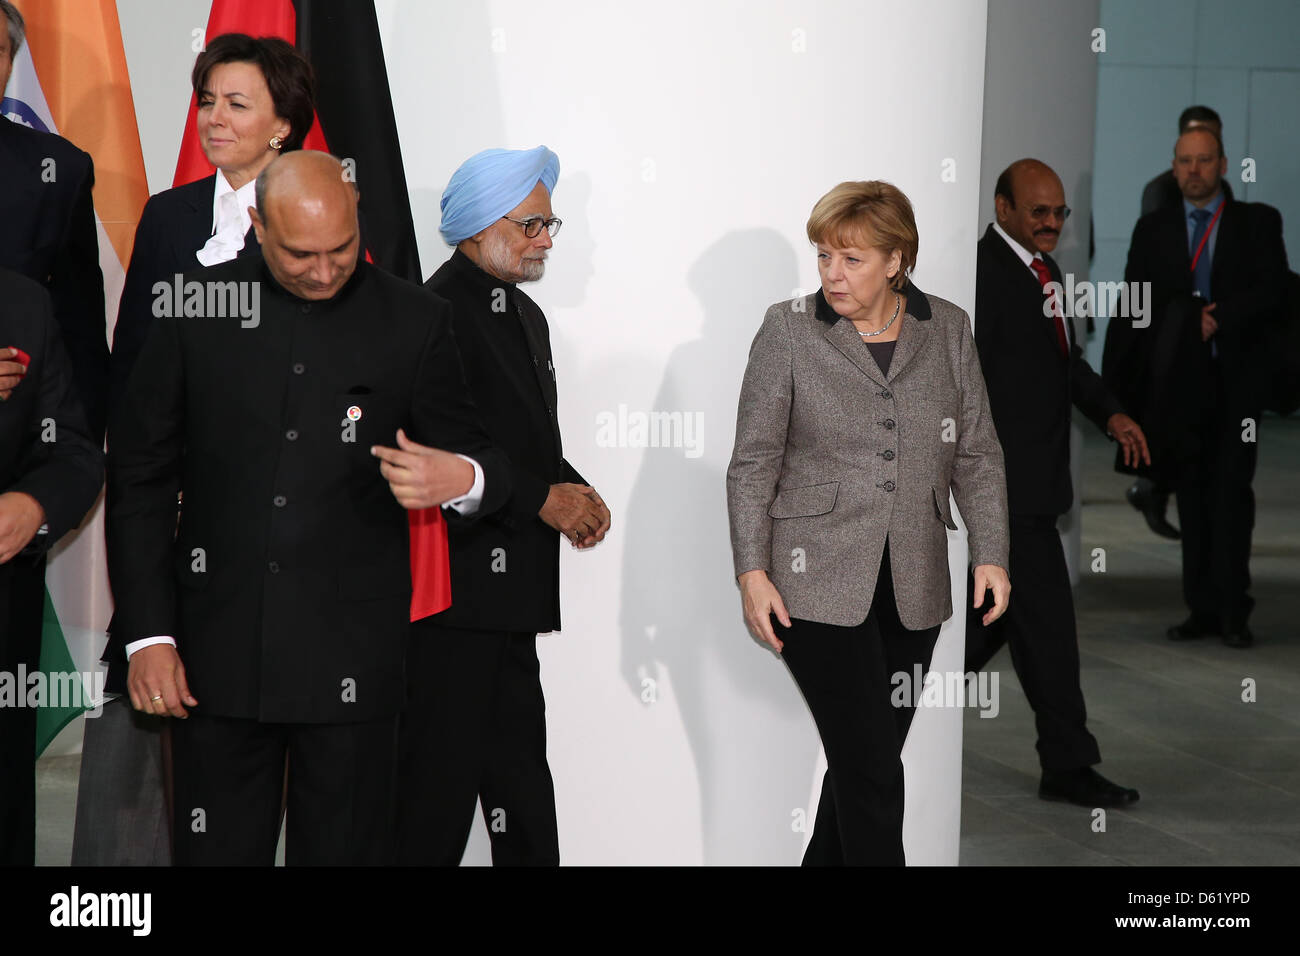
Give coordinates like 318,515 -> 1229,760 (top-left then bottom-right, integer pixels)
726,281 -> 1009,629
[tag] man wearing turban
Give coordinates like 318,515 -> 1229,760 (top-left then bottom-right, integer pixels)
396,146 -> 610,865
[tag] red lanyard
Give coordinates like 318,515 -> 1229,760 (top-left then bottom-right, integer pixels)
1189,202 -> 1225,273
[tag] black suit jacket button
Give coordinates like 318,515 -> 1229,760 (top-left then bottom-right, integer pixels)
882,449 -> 895,461
292,362 -> 305,375
881,390 -> 892,400
883,418 -> 896,430
268,561 -> 280,574
883,480 -> 896,492
286,429 -> 299,441
301,304 -> 311,314
273,495 -> 287,507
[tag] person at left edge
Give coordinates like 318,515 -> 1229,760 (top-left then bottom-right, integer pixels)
78,33 -> 317,867
106,151 -> 510,865
0,1 -> 107,442
1,268 -> 104,866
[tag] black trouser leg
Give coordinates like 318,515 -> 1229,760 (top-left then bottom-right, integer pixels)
284,717 -> 398,865
478,634 -> 559,866
171,714 -> 285,866
1176,418 -> 1220,624
780,543 -> 940,866
976,516 -> 1100,771
0,555 -> 45,866
397,624 -> 559,866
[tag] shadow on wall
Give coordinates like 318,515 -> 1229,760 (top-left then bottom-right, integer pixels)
617,228 -> 822,865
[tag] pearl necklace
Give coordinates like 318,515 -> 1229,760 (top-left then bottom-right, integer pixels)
856,293 -> 900,337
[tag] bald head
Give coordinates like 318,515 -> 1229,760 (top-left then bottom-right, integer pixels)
255,150 -> 358,228
251,151 -> 362,301
994,158 -> 1068,255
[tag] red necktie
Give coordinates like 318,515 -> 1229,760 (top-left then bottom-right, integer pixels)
1029,258 -> 1069,358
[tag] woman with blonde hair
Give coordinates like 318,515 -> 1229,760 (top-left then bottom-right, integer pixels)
727,180 -> 1011,865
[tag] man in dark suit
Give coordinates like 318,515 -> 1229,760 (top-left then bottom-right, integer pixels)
1105,128 -> 1288,649
1129,105 -> 1232,539
969,159 -> 1148,807
108,151 -> 510,865
0,1 -> 107,442
396,146 -> 610,865
0,268 -> 104,865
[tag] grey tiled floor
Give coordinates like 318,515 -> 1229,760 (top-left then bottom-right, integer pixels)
960,413 -> 1300,865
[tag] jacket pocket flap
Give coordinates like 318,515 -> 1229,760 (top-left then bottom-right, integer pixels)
769,481 -> 839,518
933,486 -> 959,531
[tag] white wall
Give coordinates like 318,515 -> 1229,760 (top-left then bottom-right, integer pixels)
116,0 -> 991,864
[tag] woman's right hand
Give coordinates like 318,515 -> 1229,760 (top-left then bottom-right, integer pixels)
738,569 -> 792,653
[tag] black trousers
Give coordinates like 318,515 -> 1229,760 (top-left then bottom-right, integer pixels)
170,712 -> 398,865
0,554 -> 46,866
1175,362 -> 1259,632
965,514 -> 1101,771
395,623 -> 559,866
778,543 -> 940,866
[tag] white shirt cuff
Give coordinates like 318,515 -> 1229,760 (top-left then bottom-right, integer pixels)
442,454 -> 483,516
125,636 -> 176,658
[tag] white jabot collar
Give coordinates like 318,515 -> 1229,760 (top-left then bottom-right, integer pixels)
196,172 -> 258,267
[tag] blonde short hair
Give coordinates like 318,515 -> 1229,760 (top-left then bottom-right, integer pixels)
806,181 -> 918,291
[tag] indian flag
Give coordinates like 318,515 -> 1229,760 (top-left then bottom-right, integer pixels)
3,0 -> 147,754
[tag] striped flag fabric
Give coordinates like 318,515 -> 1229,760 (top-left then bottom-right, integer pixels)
3,0 -> 149,755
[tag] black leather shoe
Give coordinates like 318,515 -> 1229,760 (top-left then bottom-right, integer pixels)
1167,616 -> 1218,641
1222,627 -> 1254,649
1126,481 -> 1180,539
1039,768 -> 1139,808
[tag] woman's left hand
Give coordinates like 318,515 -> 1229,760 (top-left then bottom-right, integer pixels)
972,564 -> 1011,626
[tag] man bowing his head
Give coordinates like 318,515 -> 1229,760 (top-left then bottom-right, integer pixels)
107,150 -> 509,866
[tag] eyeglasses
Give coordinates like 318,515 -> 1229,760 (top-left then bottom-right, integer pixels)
1028,204 -> 1071,222
501,215 -> 563,238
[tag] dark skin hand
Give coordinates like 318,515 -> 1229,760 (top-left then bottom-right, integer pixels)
540,483 -> 611,548
1106,412 -> 1152,468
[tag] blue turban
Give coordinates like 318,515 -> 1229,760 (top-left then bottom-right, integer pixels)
439,145 -> 561,245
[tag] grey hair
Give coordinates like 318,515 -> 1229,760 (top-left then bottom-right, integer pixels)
0,0 -> 24,58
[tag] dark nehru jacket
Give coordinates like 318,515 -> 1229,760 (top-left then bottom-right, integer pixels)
425,248 -> 587,634
107,255 -> 510,723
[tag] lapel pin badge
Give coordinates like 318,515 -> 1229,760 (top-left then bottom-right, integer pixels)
347,405 -> 363,422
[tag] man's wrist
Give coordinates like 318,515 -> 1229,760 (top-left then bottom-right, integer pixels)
125,636 -> 177,658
